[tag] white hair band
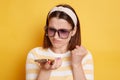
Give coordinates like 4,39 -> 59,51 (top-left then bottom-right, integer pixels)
49,6 -> 77,27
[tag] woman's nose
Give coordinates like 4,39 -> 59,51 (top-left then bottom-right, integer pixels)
54,32 -> 59,39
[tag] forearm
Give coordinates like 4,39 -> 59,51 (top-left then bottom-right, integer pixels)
72,64 -> 86,80
37,69 -> 51,80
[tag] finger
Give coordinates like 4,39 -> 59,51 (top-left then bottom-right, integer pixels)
56,57 -> 62,67
73,49 -> 80,55
72,48 -> 77,53
76,45 -> 87,53
51,59 -> 57,69
44,61 -> 51,70
51,58 -> 62,69
76,45 -> 84,51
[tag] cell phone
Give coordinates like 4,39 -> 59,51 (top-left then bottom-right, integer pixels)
34,59 -> 54,65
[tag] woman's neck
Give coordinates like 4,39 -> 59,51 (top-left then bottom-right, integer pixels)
50,46 -> 68,54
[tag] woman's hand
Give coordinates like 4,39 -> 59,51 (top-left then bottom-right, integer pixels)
36,58 -> 62,80
71,45 -> 88,80
39,57 -> 62,70
37,58 -> 62,80
71,45 -> 88,66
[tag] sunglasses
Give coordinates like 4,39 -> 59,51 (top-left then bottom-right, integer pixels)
46,27 -> 72,39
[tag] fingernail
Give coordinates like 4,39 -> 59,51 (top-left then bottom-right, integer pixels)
47,61 -> 51,64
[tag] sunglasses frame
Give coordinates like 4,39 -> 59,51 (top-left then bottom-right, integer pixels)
46,27 -> 73,39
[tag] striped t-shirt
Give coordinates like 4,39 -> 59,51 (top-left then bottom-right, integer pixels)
26,47 -> 94,80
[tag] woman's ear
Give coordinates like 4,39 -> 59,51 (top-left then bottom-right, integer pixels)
71,27 -> 77,36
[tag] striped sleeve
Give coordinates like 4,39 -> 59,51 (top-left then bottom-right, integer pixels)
82,51 -> 94,80
26,49 -> 40,80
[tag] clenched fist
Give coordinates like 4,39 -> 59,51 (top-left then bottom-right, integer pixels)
71,45 -> 88,66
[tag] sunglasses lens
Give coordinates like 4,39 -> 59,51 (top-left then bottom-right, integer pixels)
47,27 -> 72,39
59,29 -> 70,39
47,28 -> 56,37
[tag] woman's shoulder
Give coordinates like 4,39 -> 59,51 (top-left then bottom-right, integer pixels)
82,50 -> 93,64
27,47 -> 48,55
29,47 -> 47,52
86,50 -> 93,59
26,47 -> 49,59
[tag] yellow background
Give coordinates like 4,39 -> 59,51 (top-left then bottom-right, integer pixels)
0,0 -> 120,80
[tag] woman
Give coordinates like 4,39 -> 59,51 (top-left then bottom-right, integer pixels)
26,4 -> 94,80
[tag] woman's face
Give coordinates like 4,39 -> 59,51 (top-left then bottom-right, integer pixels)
47,17 -> 75,49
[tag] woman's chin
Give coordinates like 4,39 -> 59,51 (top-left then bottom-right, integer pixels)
52,44 -> 63,49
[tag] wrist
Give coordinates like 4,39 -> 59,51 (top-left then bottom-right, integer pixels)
38,68 -> 52,80
72,63 -> 82,68
40,67 -> 52,72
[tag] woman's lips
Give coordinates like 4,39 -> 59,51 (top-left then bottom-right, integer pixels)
52,39 -> 61,44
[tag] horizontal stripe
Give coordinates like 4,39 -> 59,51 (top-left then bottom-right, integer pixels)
56,66 -> 72,71
26,73 -> 37,80
52,52 -> 70,58
32,49 -> 54,59
51,70 -> 72,76
82,54 -> 92,63
85,74 -> 94,80
85,59 -> 93,64
83,64 -> 94,70
26,58 -> 37,64
84,69 -> 93,74
83,64 -> 93,70
26,47 -> 94,80
62,56 -> 71,61
26,69 -> 39,74
50,75 -> 73,80
27,52 -> 35,59
61,61 -> 71,67
26,64 -> 39,70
